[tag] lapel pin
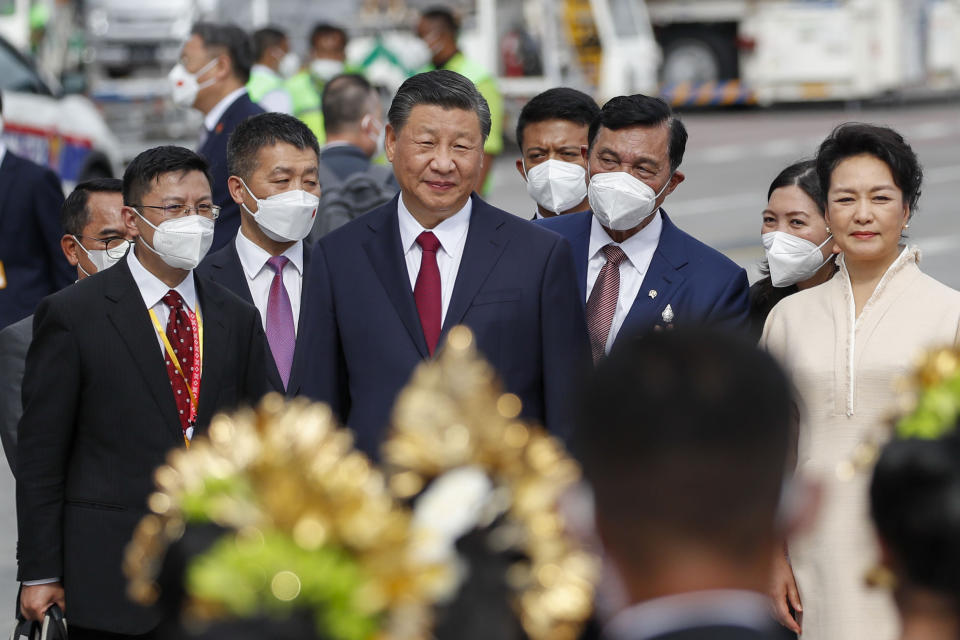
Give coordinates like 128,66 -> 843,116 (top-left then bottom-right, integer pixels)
661,304 -> 674,324
648,289 -> 658,299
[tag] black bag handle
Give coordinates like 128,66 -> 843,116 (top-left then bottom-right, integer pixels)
39,605 -> 66,640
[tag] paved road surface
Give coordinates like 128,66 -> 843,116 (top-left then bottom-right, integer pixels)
1,100 -> 958,615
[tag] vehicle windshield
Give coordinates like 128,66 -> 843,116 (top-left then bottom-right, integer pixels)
0,38 -> 51,94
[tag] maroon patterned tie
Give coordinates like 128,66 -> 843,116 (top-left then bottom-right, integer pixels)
162,290 -> 197,434
414,231 -> 442,355
586,244 -> 628,363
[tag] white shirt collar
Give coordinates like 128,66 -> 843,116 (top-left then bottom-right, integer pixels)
605,590 -> 772,640
235,227 -> 304,280
126,246 -> 198,312
589,209 -> 663,267
397,193 -> 472,258
204,87 -> 248,132
0,141 -> 7,167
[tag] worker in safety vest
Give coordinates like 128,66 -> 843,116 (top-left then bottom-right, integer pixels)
417,6 -> 504,194
286,23 -> 353,145
247,26 -> 295,114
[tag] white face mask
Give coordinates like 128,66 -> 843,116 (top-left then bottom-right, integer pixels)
73,236 -> 130,276
523,159 -> 588,214
277,52 -> 301,78
310,58 -> 343,82
240,179 -> 319,243
135,209 -> 215,270
168,58 -> 218,108
761,231 -> 834,288
361,114 -> 386,154
588,171 -> 673,231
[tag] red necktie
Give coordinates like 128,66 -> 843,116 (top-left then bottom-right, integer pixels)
162,290 -> 196,434
414,231 -> 442,355
586,244 -> 628,363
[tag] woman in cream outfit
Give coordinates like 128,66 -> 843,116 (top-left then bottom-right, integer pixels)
762,123 -> 960,640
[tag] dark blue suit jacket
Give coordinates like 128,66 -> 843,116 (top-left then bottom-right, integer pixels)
197,239 -> 315,396
303,193 -> 589,456
537,210 -> 749,338
197,92 -> 264,252
0,151 -> 70,329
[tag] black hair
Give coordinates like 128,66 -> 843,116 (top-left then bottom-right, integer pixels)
421,6 -> 460,36
588,94 -> 688,171
309,23 -> 347,49
388,70 -> 490,141
575,329 -> 792,562
61,178 -> 123,236
227,112 -> 319,181
515,87 -> 599,150
123,146 -> 212,207
816,122 -> 923,212
191,22 -> 253,83
252,26 -> 287,62
871,432 -> 960,599
321,73 -> 377,134
767,159 -> 824,210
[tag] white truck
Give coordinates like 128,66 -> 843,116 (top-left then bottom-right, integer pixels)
648,0 -> 960,105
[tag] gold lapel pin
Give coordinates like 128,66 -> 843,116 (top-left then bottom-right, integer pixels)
648,290 -> 658,299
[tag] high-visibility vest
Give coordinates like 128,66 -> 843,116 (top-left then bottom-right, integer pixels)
247,67 -> 285,104
285,70 -> 325,145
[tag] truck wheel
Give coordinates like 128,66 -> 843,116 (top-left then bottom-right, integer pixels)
660,29 -> 737,85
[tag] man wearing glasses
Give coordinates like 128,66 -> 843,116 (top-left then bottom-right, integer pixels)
0,178 -> 134,478
16,146 -> 268,639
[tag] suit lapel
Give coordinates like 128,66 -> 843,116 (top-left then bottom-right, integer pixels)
104,261 -> 182,443
442,197 -> 509,334
195,276 -> 230,429
286,243 -> 312,395
215,243 -> 255,305
570,213 -> 592,302
362,199 -> 430,358
623,211 -> 688,333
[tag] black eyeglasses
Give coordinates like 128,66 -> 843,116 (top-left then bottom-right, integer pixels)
73,235 -> 132,259
129,203 -> 221,220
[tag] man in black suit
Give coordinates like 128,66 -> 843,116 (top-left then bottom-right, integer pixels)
0,93 -> 72,330
171,22 -> 265,252
198,112 -> 320,396
304,70 -> 589,456
575,330 -> 800,640
17,146 -> 268,638
0,178 -> 132,477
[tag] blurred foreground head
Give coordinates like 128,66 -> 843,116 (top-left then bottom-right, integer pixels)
575,329 -> 792,601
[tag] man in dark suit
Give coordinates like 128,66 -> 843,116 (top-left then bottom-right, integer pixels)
304,70 -> 589,456
0,178 -> 132,477
537,95 -> 749,362
198,112 -> 320,396
514,87 -> 598,220
17,146 -> 268,638
0,94 -> 72,330
575,330 -> 801,640
174,22 -> 265,252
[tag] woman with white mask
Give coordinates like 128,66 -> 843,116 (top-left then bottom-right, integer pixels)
762,124 -> 960,640
749,160 -> 836,340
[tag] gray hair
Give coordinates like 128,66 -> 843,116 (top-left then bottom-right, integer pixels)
387,69 -> 490,141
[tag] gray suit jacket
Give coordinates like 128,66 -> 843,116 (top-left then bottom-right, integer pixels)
0,314 -> 32,477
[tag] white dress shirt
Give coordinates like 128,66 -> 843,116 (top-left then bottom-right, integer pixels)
0,141 -> 7,167
249,65 -> 293,114
127,248 -> 199,350
234,229 -> 304,333
397,194 -> 472,326
604,590 -> 773,640
586,211 -> 662,353
203,87 -> 249,134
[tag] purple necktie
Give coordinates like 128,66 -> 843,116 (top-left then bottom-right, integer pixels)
266,256 -> 295,388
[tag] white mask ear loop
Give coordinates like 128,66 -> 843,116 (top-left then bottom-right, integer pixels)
194,57 -> 220,90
